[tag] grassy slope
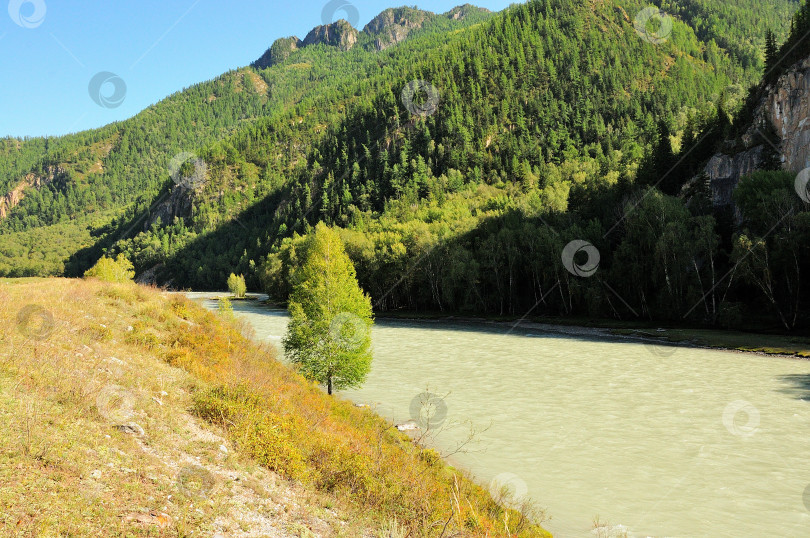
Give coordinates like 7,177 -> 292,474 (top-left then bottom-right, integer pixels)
0,278 -> 550,537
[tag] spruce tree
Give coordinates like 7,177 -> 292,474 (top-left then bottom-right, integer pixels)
764,30 -> 779,83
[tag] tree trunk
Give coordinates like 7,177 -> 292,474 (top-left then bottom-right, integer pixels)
328,376 -> 333,395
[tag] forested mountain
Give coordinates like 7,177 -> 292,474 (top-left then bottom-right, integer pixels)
1,0 -> 806,331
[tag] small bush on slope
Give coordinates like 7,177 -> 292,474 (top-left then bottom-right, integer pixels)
83,253 -> 135,283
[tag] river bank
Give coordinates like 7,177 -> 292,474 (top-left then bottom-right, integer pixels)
373,310 -> 810,359
209,291 -> 810,358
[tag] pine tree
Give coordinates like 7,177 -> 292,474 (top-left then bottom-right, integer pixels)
764,30 -> 779,83
283,223 -> 373,395
652,120 -> 678,195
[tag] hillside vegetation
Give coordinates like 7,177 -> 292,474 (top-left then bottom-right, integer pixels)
0,5 -> 496,276
0,278 -> 549,536
1,0 -> 807,332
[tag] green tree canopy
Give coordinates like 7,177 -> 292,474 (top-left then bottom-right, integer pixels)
83,254 -> 135,283
283,223 -> 374,394
227,273 -> 247,298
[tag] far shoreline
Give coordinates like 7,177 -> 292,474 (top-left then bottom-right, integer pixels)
179,289 -> 810,360
375,311 -> 810,360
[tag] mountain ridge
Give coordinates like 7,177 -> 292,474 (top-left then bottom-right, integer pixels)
253,4 -> 494,68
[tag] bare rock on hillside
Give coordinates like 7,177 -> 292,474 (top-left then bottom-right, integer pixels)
303,20 -> 358,52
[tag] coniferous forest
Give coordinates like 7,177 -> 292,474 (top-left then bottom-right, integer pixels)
1,0 -> 808,332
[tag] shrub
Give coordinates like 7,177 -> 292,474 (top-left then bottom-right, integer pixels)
84,254 -> 135,283
217,296 -> 234,316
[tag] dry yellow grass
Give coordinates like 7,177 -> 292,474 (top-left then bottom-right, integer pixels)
0,278 -> 361,536
0,278 -> 550,537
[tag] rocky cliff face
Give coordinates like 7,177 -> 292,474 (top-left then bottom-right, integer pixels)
0,166 -> 65,219
757,57 -> 810,171
303,20 -> 359,52
146,186 -> 194,230
705,56 -> 810,206
705,146 -> 763,207
363,7 -> 433,51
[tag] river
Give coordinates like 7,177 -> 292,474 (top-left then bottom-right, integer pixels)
188,293 -> 810,537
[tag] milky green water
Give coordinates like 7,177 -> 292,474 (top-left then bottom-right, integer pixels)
189,293 -> 810,537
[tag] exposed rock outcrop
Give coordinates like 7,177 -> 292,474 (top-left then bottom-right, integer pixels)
704,56 -> 810,207
302,20 -> 358,52
756,57 -> 810,171
253,36 -> 303,69
134,264 -> 166,286
704,146 -> 763,207
363,7 -> 433,51
0,166 -> 66,219
445,4 -> 490,21
252,5 -> 494,66
146,186 -> 194,230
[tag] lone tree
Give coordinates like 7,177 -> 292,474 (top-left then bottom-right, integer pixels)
283,223 -> 374,394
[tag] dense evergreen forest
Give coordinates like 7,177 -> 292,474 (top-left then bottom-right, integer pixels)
1,0 -> 807,331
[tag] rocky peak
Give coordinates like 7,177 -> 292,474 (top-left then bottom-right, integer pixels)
253,36 -> 303,69
253,5 -> 491,67
445,4 -> 490,21
363,7 -> 434,51
302,20 -> 359,52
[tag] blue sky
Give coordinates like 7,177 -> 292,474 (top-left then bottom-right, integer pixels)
0,0 -> 515,138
